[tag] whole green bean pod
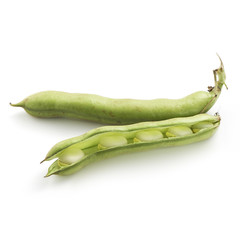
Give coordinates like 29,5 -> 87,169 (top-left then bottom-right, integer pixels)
11,57 -> 227,125
43,114 -> 220,177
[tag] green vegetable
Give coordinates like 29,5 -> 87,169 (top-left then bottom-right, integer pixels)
42,114 -> 220,177
10,56 -> 227,125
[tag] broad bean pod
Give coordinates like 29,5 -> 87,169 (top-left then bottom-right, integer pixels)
11,57 -> 227,124
43,114 -> 220,177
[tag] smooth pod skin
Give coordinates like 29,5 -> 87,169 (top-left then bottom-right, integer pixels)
43,114 -> 221,177
11,58 -> 227,125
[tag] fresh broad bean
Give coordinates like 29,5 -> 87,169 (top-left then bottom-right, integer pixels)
166,126 -> 193,137
191,122 -> 214,133
134,130 -> 163,142
10,57 -> 227,125
59,148 -> 85,166
43,114 -> 220,177
98,135 -> 128,150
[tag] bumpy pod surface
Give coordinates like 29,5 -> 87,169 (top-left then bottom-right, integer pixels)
11,58 -> 226,124
43,114 -> 220,177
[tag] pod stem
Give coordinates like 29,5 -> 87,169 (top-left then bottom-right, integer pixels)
201,55 -> 227,113
212,54 -> 227,93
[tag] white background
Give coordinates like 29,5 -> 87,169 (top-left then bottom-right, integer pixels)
1,0 -> 239,239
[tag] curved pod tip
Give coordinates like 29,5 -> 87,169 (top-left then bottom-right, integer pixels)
9,102 -> 24,108
44,174 -> 51,178
40,159 -> 46,164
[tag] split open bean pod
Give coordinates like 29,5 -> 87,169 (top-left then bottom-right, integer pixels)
42,114 -> 220,177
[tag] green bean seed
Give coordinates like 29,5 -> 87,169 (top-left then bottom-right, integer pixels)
58,148 -> 85,166
192,122 -> 214,133
98,135 -> 128,150
166,126 -> 193,137
42,114 -> 220,177
134,130 -> 163,142
11,56 -> 227,125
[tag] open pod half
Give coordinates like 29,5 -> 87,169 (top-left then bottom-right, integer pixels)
43,114 -> 220,177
